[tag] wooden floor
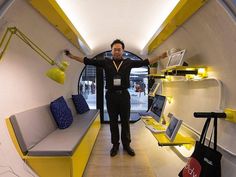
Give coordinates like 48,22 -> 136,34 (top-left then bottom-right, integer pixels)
83,121 -> 156,177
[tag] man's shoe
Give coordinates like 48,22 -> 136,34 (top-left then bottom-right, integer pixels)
110,144 -> 119,157
124,146 -> 135,156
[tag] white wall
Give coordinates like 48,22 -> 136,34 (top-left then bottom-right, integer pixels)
0,0 -> 84,176
150,0 -> 236,176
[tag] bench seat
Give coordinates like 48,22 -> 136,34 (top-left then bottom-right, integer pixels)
6,98 -> 101,177
28,110 -> 99,156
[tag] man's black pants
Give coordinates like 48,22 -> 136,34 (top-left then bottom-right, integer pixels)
105,89 -> 131,147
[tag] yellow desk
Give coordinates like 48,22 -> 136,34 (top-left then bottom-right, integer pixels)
142,118 -> 195,146
152,133 -> 194,146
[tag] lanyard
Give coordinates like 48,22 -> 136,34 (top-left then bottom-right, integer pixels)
113,60 -> 123,72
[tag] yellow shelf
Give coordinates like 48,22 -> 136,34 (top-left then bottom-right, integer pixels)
148,66 -> 207,79
161,65 -> 208,78
142,117 -> 195,146
153,133 -> 194,146
148,74 -> 166,78
161,65 -> 206,72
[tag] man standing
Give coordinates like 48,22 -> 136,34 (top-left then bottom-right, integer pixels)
65,39 -> 167,157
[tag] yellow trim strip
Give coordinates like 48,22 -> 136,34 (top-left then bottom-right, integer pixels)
28,0 -> 90,53
148,0 -> 208,53
5,118 -> 26,159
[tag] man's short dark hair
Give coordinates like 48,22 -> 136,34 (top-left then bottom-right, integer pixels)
111,39 -> 125,49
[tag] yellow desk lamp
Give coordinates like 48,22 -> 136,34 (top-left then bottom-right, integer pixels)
0,27 -> 68,84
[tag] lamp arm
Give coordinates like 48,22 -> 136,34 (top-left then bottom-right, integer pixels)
0,27 -> 61,68
15,29 -> 55,65
0,28 -> 14,59
0,27 -> 68,84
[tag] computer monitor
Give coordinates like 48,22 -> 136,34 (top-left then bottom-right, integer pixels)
165,116 -> 182,142
166,49 -> 186,69
148,82 -> 160,97
150,94 -> 167,123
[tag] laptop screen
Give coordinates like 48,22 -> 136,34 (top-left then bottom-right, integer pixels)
166,49 -> 186,68
165,116 -> 182,142
150,94 -> 166,123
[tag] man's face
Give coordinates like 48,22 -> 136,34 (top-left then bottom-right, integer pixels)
111,43 -> 124,60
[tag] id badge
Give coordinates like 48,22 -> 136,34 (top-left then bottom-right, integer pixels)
113,75 -> 121,86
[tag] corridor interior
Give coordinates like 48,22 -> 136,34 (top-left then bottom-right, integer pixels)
83,120 -> 186,177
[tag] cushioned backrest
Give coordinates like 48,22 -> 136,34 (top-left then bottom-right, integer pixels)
66,98 -> 77,117
10,105 -> 57,154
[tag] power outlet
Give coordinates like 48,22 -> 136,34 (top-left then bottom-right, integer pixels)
224,108 -> 236,123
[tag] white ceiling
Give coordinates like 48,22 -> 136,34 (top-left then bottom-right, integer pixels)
56,0 -> 179,56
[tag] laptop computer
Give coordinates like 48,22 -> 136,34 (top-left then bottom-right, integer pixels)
145,115 -> 182,142
148,82 -> 160,97
139,94 -> 167,123
166,49 -> 186,69
165,115 -> 182,142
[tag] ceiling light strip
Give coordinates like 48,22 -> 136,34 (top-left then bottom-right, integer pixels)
148,0 -> 208,54
28,0 -> 90,54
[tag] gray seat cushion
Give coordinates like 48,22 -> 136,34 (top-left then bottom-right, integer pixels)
10,105 -> 57,154
28,109 -> 99,156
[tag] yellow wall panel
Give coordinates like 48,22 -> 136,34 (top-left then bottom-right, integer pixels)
148,0 -> 208,53
28,0 -> 90,53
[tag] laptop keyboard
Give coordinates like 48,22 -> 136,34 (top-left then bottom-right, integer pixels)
141,116 -> 167,133
153,123 -> 167,130
145,125 -> 166,133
